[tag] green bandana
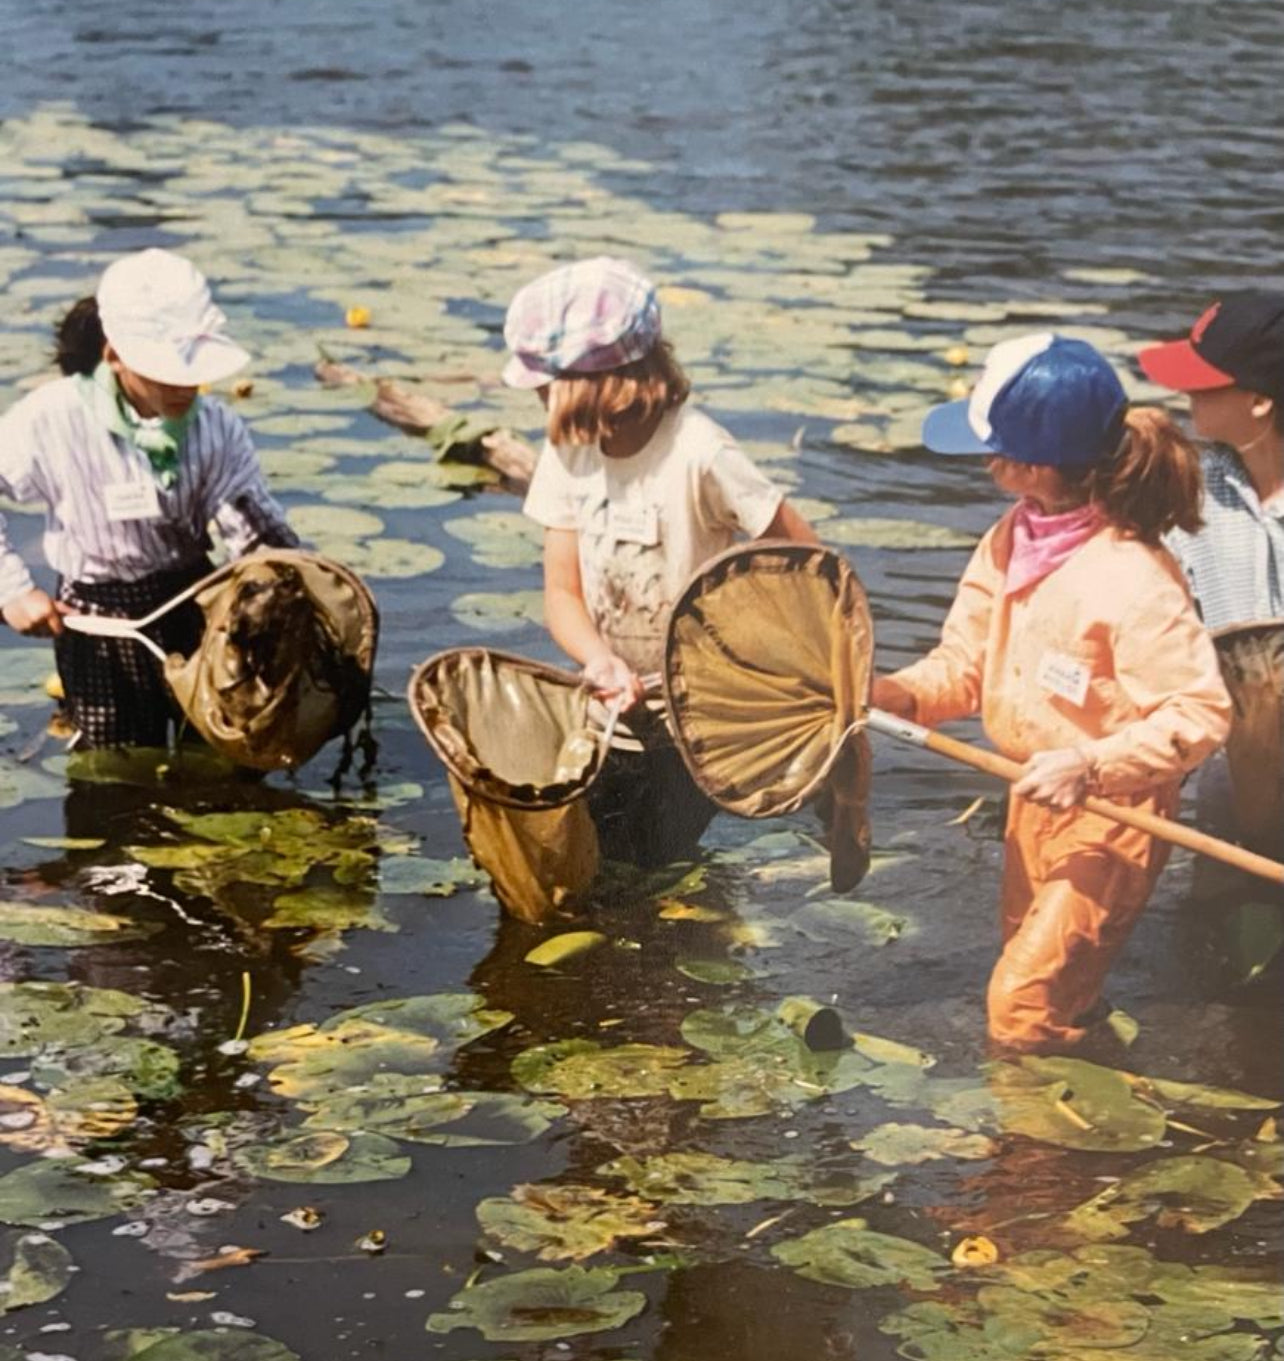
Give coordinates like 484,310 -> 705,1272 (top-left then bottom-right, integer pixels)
79,363 -> 198,490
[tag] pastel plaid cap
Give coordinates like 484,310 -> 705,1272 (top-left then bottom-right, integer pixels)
502,256 -> 661,389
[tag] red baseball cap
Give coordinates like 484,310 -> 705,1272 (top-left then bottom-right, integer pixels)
1138,290 -> 1284,401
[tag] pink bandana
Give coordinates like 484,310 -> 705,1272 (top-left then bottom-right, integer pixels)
1005,498 -> 1104,596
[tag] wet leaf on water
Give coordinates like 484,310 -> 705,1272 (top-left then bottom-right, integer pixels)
303,1076 -> 561,1146
287,503 -> 384,541
849,1122 -> 997,1167
443,510 -> 545,570
786,897 -> 908,947
426,1265 -> 647,1342
265,885 -> 393,933
1062,1154 -> 1283,1240
674,958 -> 759,985
476,1184 -> 664,1261
21,836 -> 107,850
823,517 -> 977,551
658,900 -> 726,923
56,746 -> 242,786
125,1330 -> 301,1360
378,854 -> 487,896
1132,1072 -> 1280,1112
0,1157 -> 155,1226
525,931 -> 607,967
1226,901 -> 1283,984
234,1129 -> 411,1183
450,589 -> 544,633
0,900 -> 158,947
0,981 -> 153,1058
0,759 -> 66,808
30,1037 -> 181,1102
986,1055 -> 1168,1152
600,1151 -> 892,1208
315,535 -> 446,578
0,1229 -> 74,1314
979,1284 -> 1150,1353
511,1040 -> 690,1100
772,1218 -> 949,1291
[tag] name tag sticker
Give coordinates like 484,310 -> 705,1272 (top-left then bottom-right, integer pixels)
1036,650 -> 1091,707
104,480 -> 161,522
608,503 -> 660,546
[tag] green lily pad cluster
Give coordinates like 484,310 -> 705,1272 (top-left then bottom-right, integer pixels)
242,994 -> 559,1178
600,1150 -> 894,1208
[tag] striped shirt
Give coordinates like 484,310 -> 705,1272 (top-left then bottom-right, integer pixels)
0,375 -> 296,608
1165,446 -> 1284,633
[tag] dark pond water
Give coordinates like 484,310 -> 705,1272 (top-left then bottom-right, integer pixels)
0,2 -> 1282,1358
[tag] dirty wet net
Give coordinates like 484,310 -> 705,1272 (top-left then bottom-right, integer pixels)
0,32 -> 1281,1361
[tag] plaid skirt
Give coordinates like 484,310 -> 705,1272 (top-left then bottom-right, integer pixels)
55,563 -> 211,750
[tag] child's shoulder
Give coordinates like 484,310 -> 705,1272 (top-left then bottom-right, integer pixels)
1,373 -> 84,429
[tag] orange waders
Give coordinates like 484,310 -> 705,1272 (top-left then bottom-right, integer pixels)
988,782 -> 1181,1052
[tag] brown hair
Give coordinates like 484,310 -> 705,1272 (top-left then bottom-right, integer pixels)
54,296 -> 105,376
1062,406 -> 1203,543
546,341 -> 690,447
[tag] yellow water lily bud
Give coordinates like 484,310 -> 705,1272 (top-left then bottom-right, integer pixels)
356,1229 -> 387,1254
944,344 -> 970,367
952,1235 -> 1000,1267
947,377 -> 971,401
233,378 -> 255,399
281,1206 -> 324,1231
346,305 -> 372,329
44,672 -> 64,701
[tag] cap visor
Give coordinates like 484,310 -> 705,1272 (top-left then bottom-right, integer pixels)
921,400 -> 992,455
114,335 -> 250,387
501,352 -> 554,390
1137,338 -> 1234,392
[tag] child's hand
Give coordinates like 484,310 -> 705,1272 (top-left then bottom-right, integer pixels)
1013,748 -> 1093,810
583,652 -> 646,708
2,589 -> 72,638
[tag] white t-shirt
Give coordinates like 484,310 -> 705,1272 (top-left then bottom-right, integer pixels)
523,405 -> 783,673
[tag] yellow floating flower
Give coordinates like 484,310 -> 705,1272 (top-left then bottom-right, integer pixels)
944,344 -> 970,367
44,672 -> 64,701
952,1235 -> 1000,1267
345,305 -> 372,329
947,377 -> 971,401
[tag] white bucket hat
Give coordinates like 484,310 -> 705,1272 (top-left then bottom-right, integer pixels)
97,248 -> 250,387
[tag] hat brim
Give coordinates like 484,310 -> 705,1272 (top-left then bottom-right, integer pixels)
1137,338 -> 1235,393
921,399 -> 993,456
111,334 -> 250,388
501,352 -> 555,390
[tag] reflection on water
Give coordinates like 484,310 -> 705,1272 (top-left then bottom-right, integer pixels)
0,0 -> 1281,1353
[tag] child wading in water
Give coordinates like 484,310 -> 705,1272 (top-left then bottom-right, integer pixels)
0,248 -> 297,748
873,334 -> 1231,1053
506,256 -> 817,867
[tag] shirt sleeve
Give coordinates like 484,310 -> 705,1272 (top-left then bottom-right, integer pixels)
1080,563 -> 1232,795
200,403 -> 299,556
697,438 -> 783,539
0,394 -> 47,609
883,529 -> 1000,728
522,441 -> 578,531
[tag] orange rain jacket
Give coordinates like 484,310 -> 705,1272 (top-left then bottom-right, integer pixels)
886,509 -> 1232,1052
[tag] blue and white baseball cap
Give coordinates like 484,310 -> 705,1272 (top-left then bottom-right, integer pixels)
922,333 -> 1127,467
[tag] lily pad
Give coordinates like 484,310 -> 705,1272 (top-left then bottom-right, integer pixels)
426,1265 -> 647,1342
127,1332 -> 301,1360
444,511 -> 545,569
30,1037 -> 182,1101
265,885 -> 393,933
600,1151 -> 892,1208
378,854 -> 487,895
233,1129 -> 411,1183
512,1040 -> 690,1100
0,981 -> 151,1058
477,1184 -> 663,1261
450,590 -> 544,633
823,517 -> 977,550
849,1122 -> 997,1166
0,1229 -> 74,1314
987,1055 -> 1168,1152
0,900 -> 158,947
977,1285 -> 1151,1353
1063,1154 -> 1283,1240
0,1158 -> 154,1226
772,1218 -> 949,1291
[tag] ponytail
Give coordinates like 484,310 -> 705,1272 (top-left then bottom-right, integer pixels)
1062,406 -> 1203,543
54,297 -> 105,376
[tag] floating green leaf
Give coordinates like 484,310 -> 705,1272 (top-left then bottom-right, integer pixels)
234,1129 -> 411,1183
0,981 -> 152,1057
450,589 -> 544,633
1063,1154 -> 1283,1240
127,1331 -> 302,1360
512,1040 -> 690,1100
600,1150 -> 892,1208
772,1218 -> 949,1291
477,1184 -> 663,1261
378,854 -> 487,895
978,1285 -> 1151,1353
525,931 -> 607,967
0,1229 -> 74,1314
0,900 -> 158,947
0,1158 -> 154,1226
265,885 -> 393,933
850,1122 -> 997,1166
823,517 -> 977,551
444,511 -> 545,569
426,1265 -> 647,1342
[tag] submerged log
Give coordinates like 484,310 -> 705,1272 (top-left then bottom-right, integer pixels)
314,359 -> 538,489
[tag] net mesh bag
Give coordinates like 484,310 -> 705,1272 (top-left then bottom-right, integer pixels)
665,541 -> 874,889
1213,619 -> 1284,858
409,648 -> 611,923
164,550 -> 378,773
